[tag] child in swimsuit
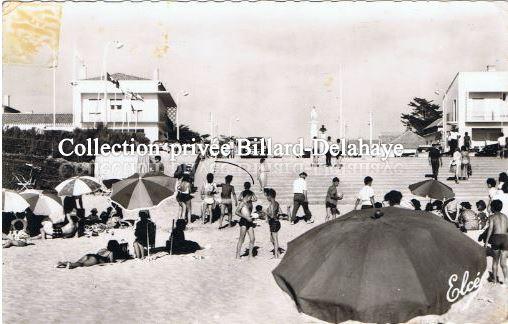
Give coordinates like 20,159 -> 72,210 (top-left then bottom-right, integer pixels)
265,188 -> 281,258
201,173 -> 218,224
236,182 -> 257,259
218,175 -> 237,229
177,174 -> 193,223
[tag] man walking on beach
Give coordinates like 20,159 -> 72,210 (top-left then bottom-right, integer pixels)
291,172 -> 314,224
428,142 -> 442,180
325,177 -> 343,221
484,199 -> 508,287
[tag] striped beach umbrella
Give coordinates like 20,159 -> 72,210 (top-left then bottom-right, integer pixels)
2,189 -> 30,213
20,190 -> 64,222
111,172 -> 176,210
55,176 -> 102,196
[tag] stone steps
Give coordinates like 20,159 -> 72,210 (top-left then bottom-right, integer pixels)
209,157 -> 507,205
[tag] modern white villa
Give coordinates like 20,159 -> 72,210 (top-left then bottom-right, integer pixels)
442,66 -> 508,149
72,71 -> 176,142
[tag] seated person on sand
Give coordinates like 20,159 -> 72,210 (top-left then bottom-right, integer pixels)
133,210 -> 156,259
457,202 -> 480,231
85,208 -> 101,225
167,219 -> 202,254
39,210 -> 78,239
56,240 -> 123,269
3,219 -> 31,248
100,207 -> 113,224
484,199 -> 508,287
383,190 -> 403,207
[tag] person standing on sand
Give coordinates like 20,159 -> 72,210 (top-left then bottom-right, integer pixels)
325,177 -> 343,221
484,199 -> 508,287
428,142 -> 442,180
257,158 -> 268,192
218,175 -> 237,229
176,174 -> 193,223
290,172 -> 314,224
354,176 -> 375,210
201,173 -> 218,224
236,183 -> 256,259
265,188 -> 281,258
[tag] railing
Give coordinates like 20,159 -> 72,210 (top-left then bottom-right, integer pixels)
467,99 -> 508,122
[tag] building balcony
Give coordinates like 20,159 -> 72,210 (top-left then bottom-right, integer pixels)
466,99 -> 508,122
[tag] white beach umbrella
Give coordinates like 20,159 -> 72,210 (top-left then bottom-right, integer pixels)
55,176 -> 102,196
2,189 -> 30,213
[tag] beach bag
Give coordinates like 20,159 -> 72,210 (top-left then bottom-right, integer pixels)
449,162 -> 456,174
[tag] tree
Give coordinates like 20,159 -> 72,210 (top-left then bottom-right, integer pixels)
166,124 -> 202,144
401,98 -> 442,136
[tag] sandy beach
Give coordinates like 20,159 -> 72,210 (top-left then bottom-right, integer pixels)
3,196 -> 508,324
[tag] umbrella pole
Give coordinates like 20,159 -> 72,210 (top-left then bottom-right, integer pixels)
146,224 -> 150,257
170,219 -> 175,255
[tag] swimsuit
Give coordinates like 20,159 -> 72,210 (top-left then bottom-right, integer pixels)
267,201 -> 281,233
177,181 -> 193,202
239,217 -> 254,229
220,184 -> 234,212
489,234 -> 508,251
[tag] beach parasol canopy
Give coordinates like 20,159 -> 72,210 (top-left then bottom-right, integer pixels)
20,190 -> 64,223
2,189 -> 30,213
55,176 -> 102,196
110,172 -> 176,210
409,179 -> 455,201
272,207 -> 486,323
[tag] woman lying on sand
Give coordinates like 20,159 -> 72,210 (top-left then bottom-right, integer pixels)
56,240 -> 122,269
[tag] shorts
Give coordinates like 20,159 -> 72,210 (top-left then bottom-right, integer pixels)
326,202 -> 339,214
204,197 -> 215,205
489,234 -> 508,251
239,217 -> 254,230
269,218 -> 281,233
177,192 -> 193,203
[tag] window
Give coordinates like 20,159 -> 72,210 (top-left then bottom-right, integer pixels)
110,98 -> 122,110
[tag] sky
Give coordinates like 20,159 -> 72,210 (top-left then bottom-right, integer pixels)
3,1 -> 508,143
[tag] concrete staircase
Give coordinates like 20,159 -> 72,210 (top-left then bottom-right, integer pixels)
211,156 -> 508,206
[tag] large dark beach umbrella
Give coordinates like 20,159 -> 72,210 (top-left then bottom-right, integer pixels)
111,172 -> 176,210
272,207 -> 486,323
409,179 -> 454,201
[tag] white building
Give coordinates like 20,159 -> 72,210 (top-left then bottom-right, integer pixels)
442,66 -> 508,148
72,72 -> 177,142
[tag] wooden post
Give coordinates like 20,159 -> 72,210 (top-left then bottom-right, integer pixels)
170,219 -> 175,255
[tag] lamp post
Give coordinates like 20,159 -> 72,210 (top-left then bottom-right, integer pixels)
176,91 -> 189,141
229,116 -> 239,137
102,40 -> 123,127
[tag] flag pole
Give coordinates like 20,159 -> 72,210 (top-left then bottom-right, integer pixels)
53,51 -> 57,128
